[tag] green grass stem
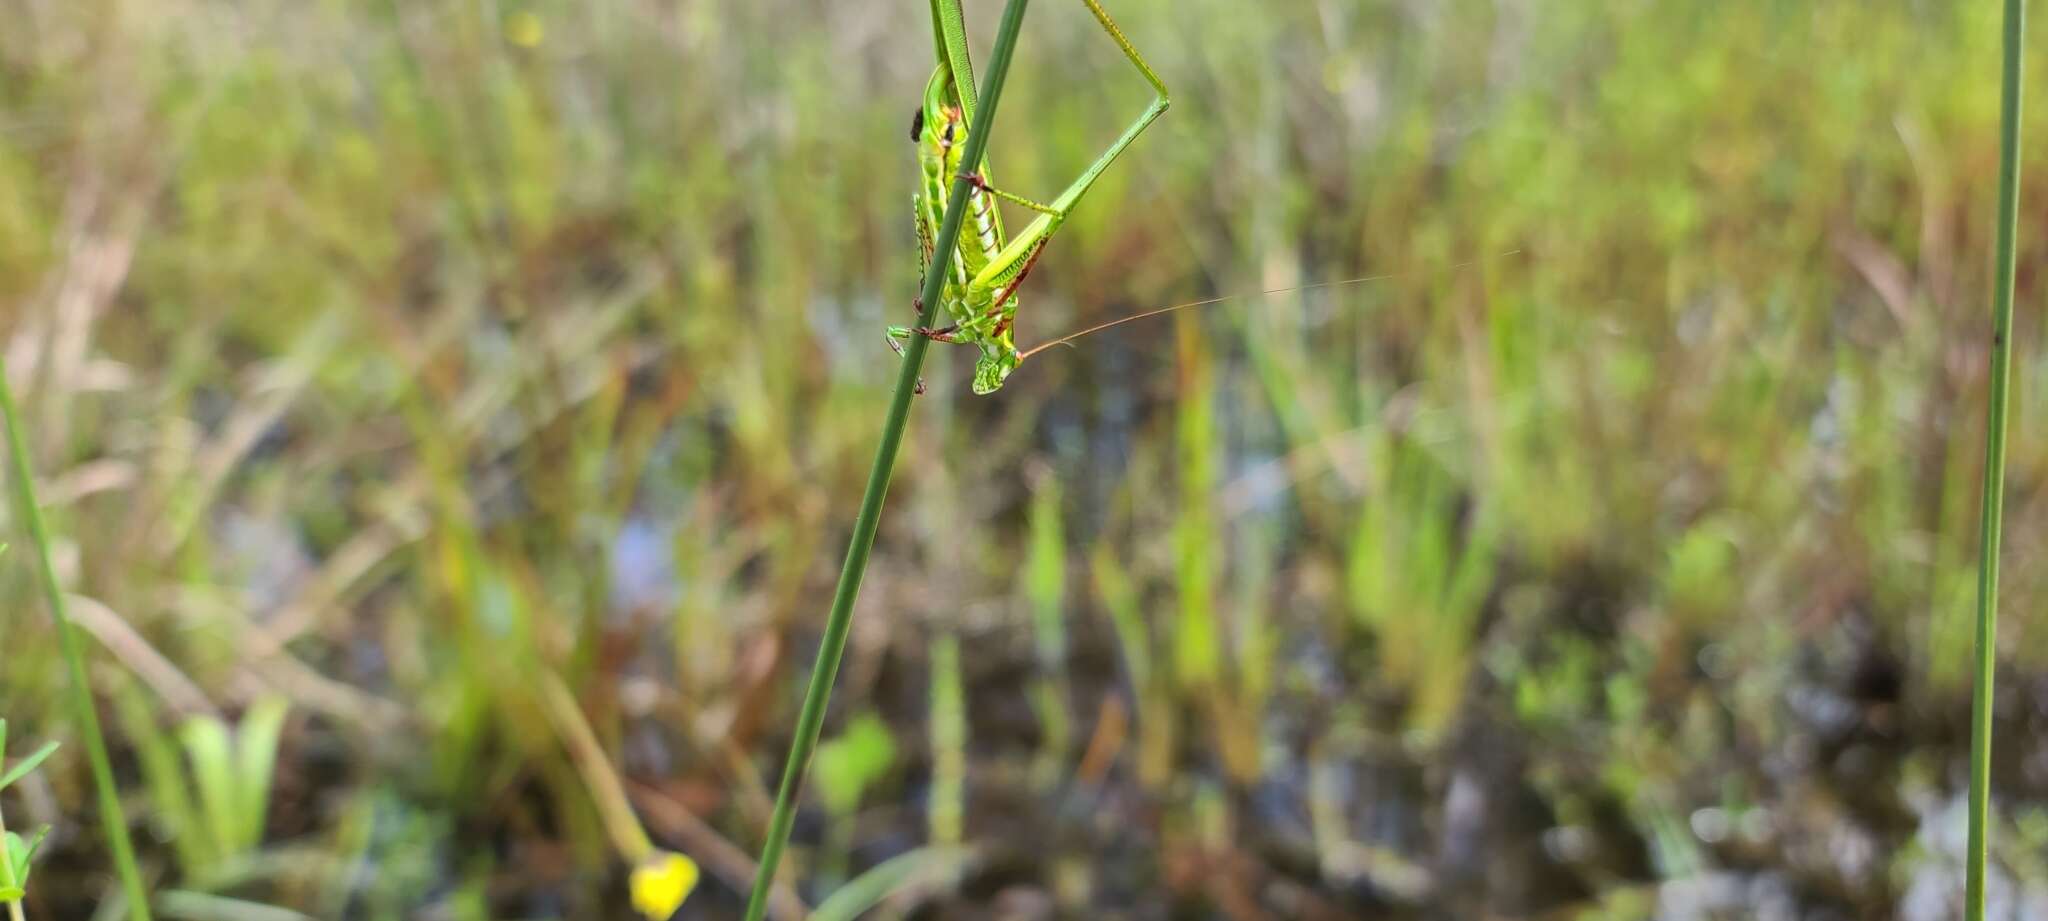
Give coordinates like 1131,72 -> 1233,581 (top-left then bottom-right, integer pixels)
737,2 -> 1033,917
1,720 -> 26,921
1967,1 -> 2027,918
0,359 -> 153,919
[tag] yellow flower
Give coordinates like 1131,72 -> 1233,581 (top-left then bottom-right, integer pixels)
630,851 -> 699,920
504,11 -> 544,48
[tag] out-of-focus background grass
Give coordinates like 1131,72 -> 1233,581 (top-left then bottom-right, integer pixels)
5,0 -> 2048,918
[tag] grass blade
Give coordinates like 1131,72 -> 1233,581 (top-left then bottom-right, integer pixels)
232,699 -> 288,854
180,718 -> 236,863
737,3 -> 1035,918
0,742 -> 59,793
1967,1 -> 2027,918
0,358 -> 154,919
806,846 -> 970,921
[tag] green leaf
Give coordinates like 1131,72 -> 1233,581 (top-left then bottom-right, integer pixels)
181,714 -> 238,857
812,714 -> 896,817
809,846 -> 970,921
157,889 -> 319,921
6,826 -> 47,885
0,886 -> 22,902
0,740 -> 60,791
119,690 -> 213,874
233,698 -> 288,851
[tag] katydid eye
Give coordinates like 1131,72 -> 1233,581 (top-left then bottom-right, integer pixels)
910,108 -> 924,142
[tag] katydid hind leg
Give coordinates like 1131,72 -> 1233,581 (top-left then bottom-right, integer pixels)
1046,0 -> 1171,216
974,0 -> 1170,283
987,237 -> 1048,335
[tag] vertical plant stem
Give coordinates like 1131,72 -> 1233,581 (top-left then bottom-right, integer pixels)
0,360 -> 153,920
0,721 -> 25,921
927,634 -> 965,846
537,671 -> 655,863
0,800 -> 24,921
738,3 -> 1033,918
1968,1 -> 2026,918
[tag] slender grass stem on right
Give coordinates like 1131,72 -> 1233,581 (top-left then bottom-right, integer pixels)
1966,1 -> 2027,918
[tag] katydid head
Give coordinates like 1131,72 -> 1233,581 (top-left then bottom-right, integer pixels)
971,347 -> 1019,395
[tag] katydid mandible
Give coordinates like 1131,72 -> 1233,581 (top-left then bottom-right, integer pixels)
889,0 -> 1170,394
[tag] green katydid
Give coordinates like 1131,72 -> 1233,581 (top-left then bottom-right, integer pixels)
889,0 -> 1170,394
890,1 -> 1509,395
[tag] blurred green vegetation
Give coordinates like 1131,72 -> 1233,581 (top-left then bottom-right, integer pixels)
3,0 -> 2048,918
